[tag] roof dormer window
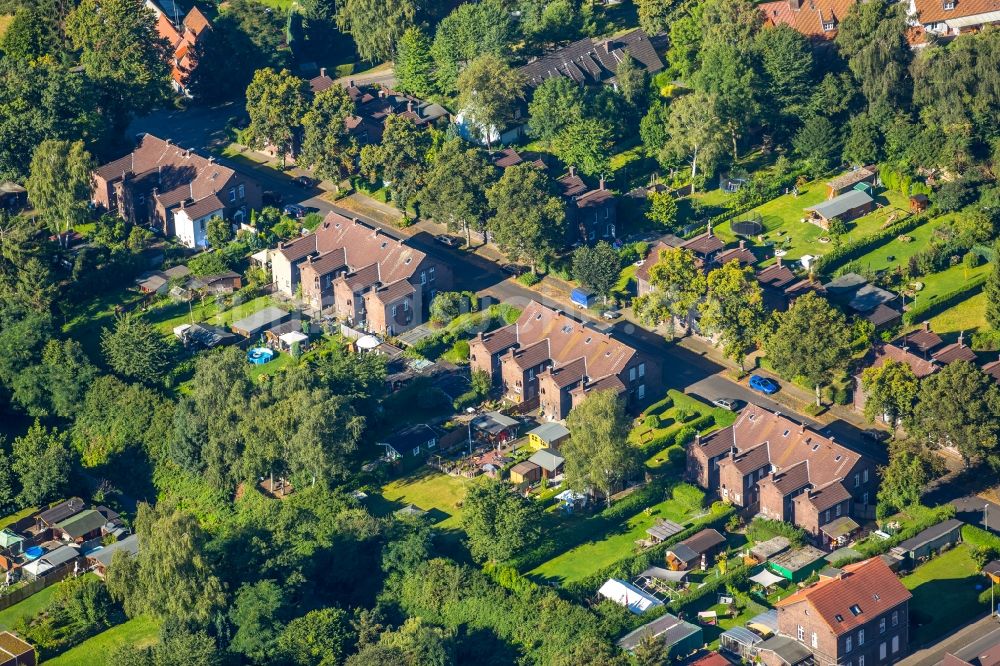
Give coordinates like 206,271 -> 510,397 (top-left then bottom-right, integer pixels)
943,0 -> 955,9
823,20 -> 835,30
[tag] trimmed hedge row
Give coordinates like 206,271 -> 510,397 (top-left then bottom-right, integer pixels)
902,274 -> 988,325
811,213 -> 929,276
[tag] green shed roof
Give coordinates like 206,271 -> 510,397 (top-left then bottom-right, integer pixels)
56,509 -> 106,539
0,529 -> 23,549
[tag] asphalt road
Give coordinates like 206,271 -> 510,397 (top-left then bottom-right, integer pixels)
901,613 -> 1000,666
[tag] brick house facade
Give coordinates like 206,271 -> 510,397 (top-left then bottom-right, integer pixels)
687,405 -> 877,545
92,134 -> 262,248
271,213 -> 451,336
766,558 -> 911,666
469,301 -> 659,420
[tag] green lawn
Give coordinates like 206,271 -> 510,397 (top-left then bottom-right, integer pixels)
848,217 -> 942,273
46,616 -> 161,665
144,294 -> 282,337
62,288 -> 144,359
929,291 -> 987,334
528,492 -> 704,584
0,583 -> 60,631
370,469 -> 478,529
903,544 -> 986,647
631,390 -> 737,452
911,261 -> 990,310
714,183 -> 910,265
0,506 -> 37,531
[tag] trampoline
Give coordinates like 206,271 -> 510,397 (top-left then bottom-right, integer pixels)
23,546 -> 43,561
247,347 -> 275,365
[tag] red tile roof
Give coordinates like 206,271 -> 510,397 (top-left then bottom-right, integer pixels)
776,557 -> 911,635
865,343 -> 939,379
898,325 -> 943,355
913,0 -> 1000,25
715,243 -> 758,267
756,262 -> 797,289
759,0 -> 857,39
932,342 -> 977,365
800,480 -> 852,512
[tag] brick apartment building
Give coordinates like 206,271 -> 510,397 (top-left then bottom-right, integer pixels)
92,134 -> 262,248
469,301 -> 659,420
270,212 -> 452,336
763,558 -> 911,666
687,404 -> 878,546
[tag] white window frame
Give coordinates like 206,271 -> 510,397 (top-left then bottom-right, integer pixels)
859,629 -> 864,646
811,633 -> 818,648
846,636 -> 853,652
229,187 -> 236,202
238,184 -> 245,199
629,367 -> 636,381
880,618 -> 886,634
638,384 -> 645,400
892,611 -> 898,627
412,446 -> 420,456
836,504 -> 842,517
892,636 -> 899,653
638,362 -> 645,377
859,656 -> 865,666
797,626 -> 804,642
880,643 -> 887,659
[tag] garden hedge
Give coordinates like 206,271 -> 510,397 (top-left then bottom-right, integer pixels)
811,213 -> 930,276
902,274 -> 987,325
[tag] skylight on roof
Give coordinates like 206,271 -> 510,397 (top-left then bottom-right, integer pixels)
585,337 -> 592,344
835,614 -> 844,622
835,455 -> 842,462
783,430 -> 790,437
812,444 -> 820,451
561,325 -> 572,333
850,604 -> 862,616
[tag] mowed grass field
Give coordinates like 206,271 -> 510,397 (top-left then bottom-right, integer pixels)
46,616 -> 161,666
903,544 -> 985,647
929,291 -> 987,334
371,469 -> 478,529
528,493 -> 703,584
715,182 -> 910,265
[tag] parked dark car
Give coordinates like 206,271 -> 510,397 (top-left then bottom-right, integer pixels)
295,176 -> 315,188
501,264 -> 527,276
283,204 -> 306,219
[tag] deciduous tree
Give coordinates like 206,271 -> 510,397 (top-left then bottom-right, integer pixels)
65,0 -> 170,133
462,479 -> 542,563
336,0 -> 415,62
986,240 -> 1000,329
359,113 -> 432,213
300,84 -> 358,182
456,55 -> 525,152
564,390 -> 638,506
431,0 -> 515,94
763,291 -> 853,404
26,139 -> 93,247
420,140 -> 496,245
572,242 -> 620,302
911,360 -> 1000,466
11,420 -> 72,508
244,68 -> 309,167
646,191 -> 678,228
553,119 -> 613,177
835,0 -> 911,113
633,246 -> 706,335
486,164 -> 566,273
699,261 -> 765,370
106,503 -> 226,626
528,76 -> 585,146
860,358 -> 919,425
658,91 -> 726,192
876,441 -> 940,519
277,607 -> 354,666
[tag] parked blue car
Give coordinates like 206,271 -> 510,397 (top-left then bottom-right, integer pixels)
748,374 -> 780,395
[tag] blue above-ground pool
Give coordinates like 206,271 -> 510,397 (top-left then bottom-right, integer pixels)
247,347 -> 275,365
23,546 -> 43,560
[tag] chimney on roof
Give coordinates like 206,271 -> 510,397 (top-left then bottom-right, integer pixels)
924,321 -> 931,331
776,255 -> 782,268
739,240 -> 746,249
349,79 -> 355,87
599,175 -> 606,191
320,67 -> 327,78
407,100 -> 413,113
569,165 -> 576,178
707,220 -> 713,236
789,0 -> 803,9
959,330 -> 965,347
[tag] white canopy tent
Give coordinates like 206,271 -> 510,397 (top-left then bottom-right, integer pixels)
750,569 -> 786,589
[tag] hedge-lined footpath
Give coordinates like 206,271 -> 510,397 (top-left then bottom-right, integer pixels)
812,213 -> 928,276
903,274 -> 988,324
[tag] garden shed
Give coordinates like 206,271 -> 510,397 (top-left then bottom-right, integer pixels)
509,461 -> 541,485
527,448 -> 565,479
527,422 -> 570,449
231,306 -> 292,338
893,518 -> 963,562
768,546 -> 826,582
749,536 -> 790,564
805,190 -> 874,229
616,612 -> 702,656
646,519 -> 685,544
